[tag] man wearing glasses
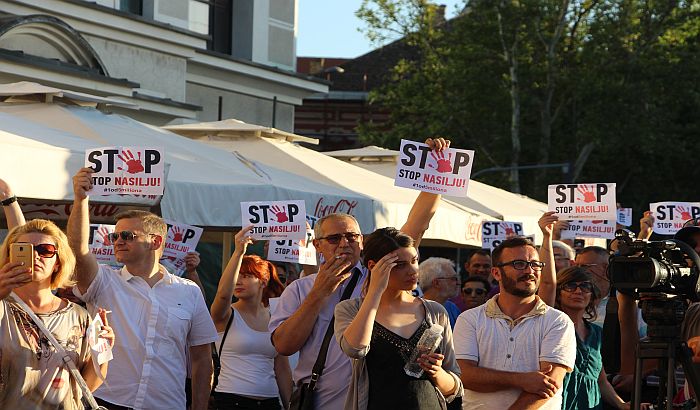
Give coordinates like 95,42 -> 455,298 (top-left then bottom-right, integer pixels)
454,237 -> 576,409
66,167 -> 218,410
270,137 -> 449,410
461,276 -> 490,311
418,257 -> 462,327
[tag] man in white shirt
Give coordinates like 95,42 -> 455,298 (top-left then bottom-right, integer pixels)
68,167 -> 218,410
454,237 -> 576,409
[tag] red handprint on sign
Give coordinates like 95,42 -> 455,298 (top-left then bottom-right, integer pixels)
170,226 -> 184,242
500,222 -> 516,238
428,151 -> 453,173
591,220 -> 604,224
270,205 -> 289,223
117,150 -> 145,174
678,206 -> 692,220
576,185 -> 597,203
97,226 -> 112,245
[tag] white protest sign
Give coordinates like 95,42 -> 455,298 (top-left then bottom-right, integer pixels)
617,208 -> 632,227
160,220 -> 204,276
267,215 -> 318,265
85,312 -> 112,381
88,224 -> 116,263
649,202 -> 700,235
394,139 -> 474,197
481,221 -> 524,250
241,200 -> 306,240
85,147 -> 165,196
560,220 -> 616,240
548,183 -> 616,221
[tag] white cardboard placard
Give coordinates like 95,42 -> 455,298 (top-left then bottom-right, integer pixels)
548,183 -> 616,220
241,200 -> 307,240
649,202 -> 700,235
85,147 -> 165,195
160,220 -> 204,276
481,221 -> 524,250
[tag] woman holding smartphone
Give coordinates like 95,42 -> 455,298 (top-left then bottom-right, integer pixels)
210,226 -> 292,410
0,191 -> 114,409
334,227 -> 462,410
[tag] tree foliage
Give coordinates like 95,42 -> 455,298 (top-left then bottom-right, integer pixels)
356,0 -> 700,212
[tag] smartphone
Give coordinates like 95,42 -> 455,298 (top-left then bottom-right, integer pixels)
10,243 -> 34,281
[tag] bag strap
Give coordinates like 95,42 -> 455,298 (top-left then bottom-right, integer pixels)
308,268 -> 361,391
9,292 -> 104,410
218,307 -> 235,358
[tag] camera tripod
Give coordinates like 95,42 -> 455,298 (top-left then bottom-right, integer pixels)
632,298 -> 700,410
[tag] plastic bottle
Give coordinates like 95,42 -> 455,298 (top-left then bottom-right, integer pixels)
404,323 -> 444,378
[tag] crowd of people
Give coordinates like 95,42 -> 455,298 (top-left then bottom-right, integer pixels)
1,137 -> 699,410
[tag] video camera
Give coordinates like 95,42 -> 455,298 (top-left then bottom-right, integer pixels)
608,229 -> 700,302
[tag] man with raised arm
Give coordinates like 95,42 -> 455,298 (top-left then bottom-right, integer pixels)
454,237 -> 576,409
269,137 -> 449,409
67,168 -> 218,410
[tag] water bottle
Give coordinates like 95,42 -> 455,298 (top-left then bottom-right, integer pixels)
403,323 -> 444,378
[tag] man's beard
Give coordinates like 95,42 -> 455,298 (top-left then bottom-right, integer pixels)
501,272 -> 538,297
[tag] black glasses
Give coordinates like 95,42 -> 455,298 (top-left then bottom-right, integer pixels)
317,232 -> 361,245
496,260 -> 545,271
561,281 -> 594,294
35,243 -> 58,258
108,231 -> 154,245
462,288 -> 486,296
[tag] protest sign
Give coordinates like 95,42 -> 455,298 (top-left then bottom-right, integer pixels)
394,139 -> 474,197
85,147 -> 165,196
241,200 -> 306,240
160,220 -> 203,276
548,183 -> 616,220
649,202 -> 700,235
560,220 -> 616,240
88,224 -> 116,263
617,208 -> 632,227
267,215 -> 318,265
481,221 -> 524,250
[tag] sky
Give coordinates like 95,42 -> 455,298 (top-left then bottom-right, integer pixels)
296,0 -> 465,59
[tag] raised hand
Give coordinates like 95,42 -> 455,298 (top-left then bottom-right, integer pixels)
72,167 -> 95,200
538,211 -> 559,237
270,205 -> 288,223
117,150 -> 145,174
184,252 -> 200,273
577,185 -> 597,203
424,137 -> 451,152
234,225 -> 255,255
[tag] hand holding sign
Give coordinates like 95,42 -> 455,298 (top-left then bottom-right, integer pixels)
73,167 -> 95,200
395,138 -> 474,197
234,225 -> 255,256
538,211 -> 559,237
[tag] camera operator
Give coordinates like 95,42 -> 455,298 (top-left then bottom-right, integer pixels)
675,218 -> 700,401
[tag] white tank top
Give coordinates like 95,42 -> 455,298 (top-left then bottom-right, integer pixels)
214,307 -> 279,397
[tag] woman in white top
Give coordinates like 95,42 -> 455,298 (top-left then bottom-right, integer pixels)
210,225 -> 292,410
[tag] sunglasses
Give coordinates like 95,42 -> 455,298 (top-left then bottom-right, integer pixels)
561,281 -> 594,293
496,260 -> 545,271
108,231 -> 154,245
462,288 -> 486,296
35,243 -> 58,258
317,232 -> 361,245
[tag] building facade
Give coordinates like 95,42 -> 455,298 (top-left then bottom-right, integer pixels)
0,0 -> 327,128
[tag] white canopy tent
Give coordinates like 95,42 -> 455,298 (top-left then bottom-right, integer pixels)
324,146 -> 549,243
0,102 -> 378,228
164,122 -> 495,246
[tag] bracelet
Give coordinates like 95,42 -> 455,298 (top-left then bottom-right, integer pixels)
1,195 -> 16,206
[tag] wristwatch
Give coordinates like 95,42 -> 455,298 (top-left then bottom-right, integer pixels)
1,195 -> 17,206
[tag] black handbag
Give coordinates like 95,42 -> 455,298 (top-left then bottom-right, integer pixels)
288,269 -> 361,410
212,307 -> 235,392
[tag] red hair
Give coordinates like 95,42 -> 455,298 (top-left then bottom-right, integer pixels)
240,255 -> 285,306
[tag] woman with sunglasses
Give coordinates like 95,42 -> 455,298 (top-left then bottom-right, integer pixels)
210,226 -> 292,410
556,266 -> 630,410
334,227 -> 462,410
0,217 -> 114,409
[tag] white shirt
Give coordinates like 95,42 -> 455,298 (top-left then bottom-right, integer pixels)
453,296 -> 576,410
75,264 -> 218,409
215,306 -> 279,398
